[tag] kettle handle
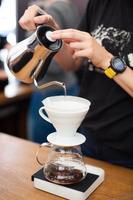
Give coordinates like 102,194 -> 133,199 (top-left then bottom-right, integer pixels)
36,142 -> 52,165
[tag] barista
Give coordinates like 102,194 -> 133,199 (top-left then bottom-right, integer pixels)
19,1 -> 133,168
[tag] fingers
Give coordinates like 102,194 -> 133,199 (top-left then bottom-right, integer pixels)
73,49 -> 89,59
51,29 -> 93,60
19,4 -> 59,31
19,5 -> 54,31
34,15 -> 53,25
19,5 -> 39,31
51,29 -> 90,41
51,29 -> 81,41
19,11 -> 36,31
70,42 -> 87,50
70,40 -> 94,59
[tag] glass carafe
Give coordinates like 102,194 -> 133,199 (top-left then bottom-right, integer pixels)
36,143 -> 87,185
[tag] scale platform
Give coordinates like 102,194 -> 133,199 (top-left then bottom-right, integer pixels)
32,164 -> 105,200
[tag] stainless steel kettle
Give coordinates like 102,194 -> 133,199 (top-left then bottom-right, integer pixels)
7,25 -> 64,89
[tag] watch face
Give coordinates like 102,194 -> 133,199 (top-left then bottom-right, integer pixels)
112,57 -> 126,73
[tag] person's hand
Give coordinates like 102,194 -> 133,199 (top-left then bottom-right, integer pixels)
51,29 -> 113,69
19,5 -> 60,32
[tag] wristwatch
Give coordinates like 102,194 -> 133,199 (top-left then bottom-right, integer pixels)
104,56 -> 127,79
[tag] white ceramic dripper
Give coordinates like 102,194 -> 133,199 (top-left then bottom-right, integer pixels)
39,96 -> 91,146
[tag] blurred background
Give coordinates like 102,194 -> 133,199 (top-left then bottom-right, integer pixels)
0,0 -> 89,141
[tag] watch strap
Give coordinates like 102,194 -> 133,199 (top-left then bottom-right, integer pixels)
104,67 -> 116,79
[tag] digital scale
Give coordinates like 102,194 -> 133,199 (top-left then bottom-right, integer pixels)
32,164 -> 105,200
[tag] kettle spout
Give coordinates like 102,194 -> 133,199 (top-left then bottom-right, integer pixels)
34,80 -> 67,95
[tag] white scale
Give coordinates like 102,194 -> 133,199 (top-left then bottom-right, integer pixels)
32,164 -> 104,200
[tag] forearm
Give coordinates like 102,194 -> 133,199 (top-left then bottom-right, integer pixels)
113,67 -> 133,97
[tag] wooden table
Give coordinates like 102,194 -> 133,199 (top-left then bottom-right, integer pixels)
0,133 -> 132,200
0,83 -> 34,106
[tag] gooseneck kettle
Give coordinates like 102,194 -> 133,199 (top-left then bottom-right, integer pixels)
7,24 -> 63,90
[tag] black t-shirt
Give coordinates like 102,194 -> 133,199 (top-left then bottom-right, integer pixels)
79,0 -> 133,154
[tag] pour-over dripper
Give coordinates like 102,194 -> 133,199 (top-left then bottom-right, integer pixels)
39,95 -> 91,146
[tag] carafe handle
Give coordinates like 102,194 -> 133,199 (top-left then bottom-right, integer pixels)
36,142 -> 52,165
